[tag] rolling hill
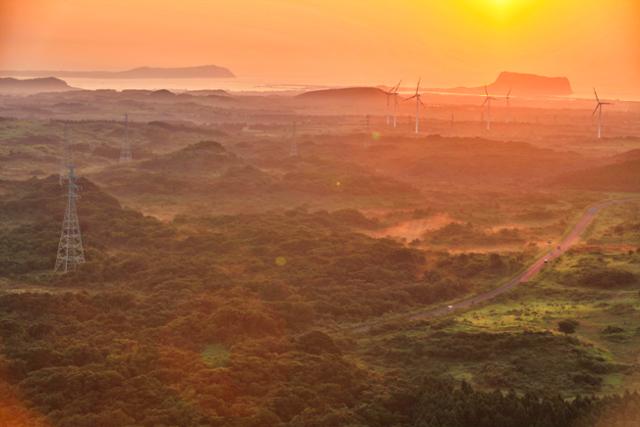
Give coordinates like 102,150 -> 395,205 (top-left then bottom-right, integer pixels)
553,159 -> 640,192
138,140 -> 241,173
297,87 -> 387,103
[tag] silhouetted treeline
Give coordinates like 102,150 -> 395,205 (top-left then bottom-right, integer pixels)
412,379 -> 640,427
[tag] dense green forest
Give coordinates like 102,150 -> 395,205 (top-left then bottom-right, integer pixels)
1,175 -> 639,426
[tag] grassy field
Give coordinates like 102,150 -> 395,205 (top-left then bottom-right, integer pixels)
348,198 -> 640,397
584,198 -> 640,245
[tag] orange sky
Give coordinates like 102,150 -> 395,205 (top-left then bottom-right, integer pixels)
1,0 -> 639,96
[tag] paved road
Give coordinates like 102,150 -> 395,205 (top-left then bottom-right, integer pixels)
346,198 -> 638,334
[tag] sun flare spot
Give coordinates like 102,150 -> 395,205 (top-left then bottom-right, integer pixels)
490,0 -> 510,7
463,0 -> 535,24
486,0 -> 514,16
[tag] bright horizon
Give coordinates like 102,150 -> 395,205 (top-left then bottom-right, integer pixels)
1,0 -> 639,97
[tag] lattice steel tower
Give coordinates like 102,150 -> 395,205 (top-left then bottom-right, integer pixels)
54,165 -> 85,273
119,113 -> 132,163
289,121 -> 298,157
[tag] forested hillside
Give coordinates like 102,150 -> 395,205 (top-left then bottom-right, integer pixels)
1,175 -> 638,426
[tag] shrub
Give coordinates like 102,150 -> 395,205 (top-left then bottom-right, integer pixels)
602,326 -> 624,334
558,319 -> 579,334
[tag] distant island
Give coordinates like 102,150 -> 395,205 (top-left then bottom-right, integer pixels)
436,72 -> 573,97
0,65 -> 235,79
297,72 -> 573,102
0,77 -> 75,94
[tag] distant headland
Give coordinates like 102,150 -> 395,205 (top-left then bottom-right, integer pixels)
438,71 -> 573,97
0,77 -> 75,94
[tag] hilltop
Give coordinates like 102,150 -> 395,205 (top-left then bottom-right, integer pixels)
297,87 -> 387,103
612,148 -> 640,163
553,159 -> 640,192
138,140 -> 241,173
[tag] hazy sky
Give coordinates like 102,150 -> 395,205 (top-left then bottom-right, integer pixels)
1,0 -> 639,96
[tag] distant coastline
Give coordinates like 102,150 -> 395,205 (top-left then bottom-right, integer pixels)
0,65 -> 235,79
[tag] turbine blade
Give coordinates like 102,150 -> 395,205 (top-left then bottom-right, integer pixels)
404,95 -> 417,101
484,86 -> 489,97
592,105 -> 600,116
593,88 -> 600,103
385,83 -> 395,95
416,78 -> 421,94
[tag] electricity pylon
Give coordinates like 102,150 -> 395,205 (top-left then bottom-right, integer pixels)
54,165 -> 85,273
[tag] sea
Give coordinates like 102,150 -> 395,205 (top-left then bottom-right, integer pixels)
7,74 -> 639,102
60,76 -> 340,95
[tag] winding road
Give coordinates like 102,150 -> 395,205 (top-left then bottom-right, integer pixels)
346,198 -> 638,334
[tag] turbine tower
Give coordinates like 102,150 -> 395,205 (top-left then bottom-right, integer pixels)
593,89 -> 611,139
384,86 -> 392,126
119,113 -> 132,163
405,79 -> 425,134
54,164 -> 85,273
482,86 -> 496,131
505,88 -> 512,123
391,80 -> 402,128
384,81 -> 402,127
289,121 -> 298,157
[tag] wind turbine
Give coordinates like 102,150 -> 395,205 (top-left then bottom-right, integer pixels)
482,86 -> 496,131
593,88 -> 611,139
383,81 -> 402,127
391,80 -> 402,128
405,79 -> 425,134
383,84 -> 395,126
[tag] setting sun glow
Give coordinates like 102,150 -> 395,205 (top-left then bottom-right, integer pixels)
0,0 -> 639,96
0,0 -> 640,425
